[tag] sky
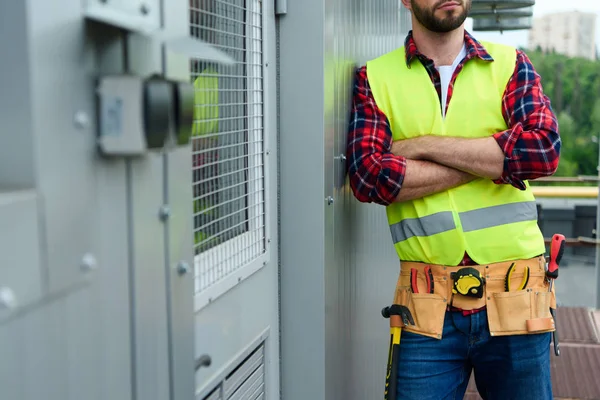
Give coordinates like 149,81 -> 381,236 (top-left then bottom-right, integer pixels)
465,0 -> 600,49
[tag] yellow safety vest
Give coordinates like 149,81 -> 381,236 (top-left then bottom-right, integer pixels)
366,41 -> 546,265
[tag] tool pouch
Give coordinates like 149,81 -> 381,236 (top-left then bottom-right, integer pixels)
393,256 -> 556,340
393,282 -> 448,339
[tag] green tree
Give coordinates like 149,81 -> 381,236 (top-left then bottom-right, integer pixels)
555,111 -> 578,177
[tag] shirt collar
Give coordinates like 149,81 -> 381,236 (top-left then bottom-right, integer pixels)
404,30 -> 494,67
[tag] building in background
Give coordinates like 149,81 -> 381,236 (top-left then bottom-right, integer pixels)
528,11 -> 597,60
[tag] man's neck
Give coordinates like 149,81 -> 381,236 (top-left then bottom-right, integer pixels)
411,25 -> 465,67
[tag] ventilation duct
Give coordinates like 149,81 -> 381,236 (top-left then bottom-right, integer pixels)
470,0 -> 535,12
472,16 -> 533,31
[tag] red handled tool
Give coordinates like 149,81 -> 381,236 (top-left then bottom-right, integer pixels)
547,233 -> 565,356
410,267 -> 434,294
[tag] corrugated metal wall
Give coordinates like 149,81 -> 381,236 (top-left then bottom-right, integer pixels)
327,2 -> 412,398
279,2 -> 411,399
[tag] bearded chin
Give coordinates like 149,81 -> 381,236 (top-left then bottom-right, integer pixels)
411,1 -> 470,33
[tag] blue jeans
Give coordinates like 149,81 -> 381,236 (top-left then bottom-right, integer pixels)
396,309 -> 553,400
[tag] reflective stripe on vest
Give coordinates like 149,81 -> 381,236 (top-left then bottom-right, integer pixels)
367,40 -> 546,265
390,201 -> 538,244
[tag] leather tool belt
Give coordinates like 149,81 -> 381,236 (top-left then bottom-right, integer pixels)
392,256 -> 556,339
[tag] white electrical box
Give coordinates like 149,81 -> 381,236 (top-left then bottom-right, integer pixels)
84,0 -> 161,34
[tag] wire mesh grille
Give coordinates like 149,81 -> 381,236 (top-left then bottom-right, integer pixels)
190,0 -> 265,293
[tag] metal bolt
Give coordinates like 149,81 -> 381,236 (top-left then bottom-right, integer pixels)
74,111 -> 90,129
339,154 -> 346,162
81,253 -> 98,271
176,261 -> 190,275
159,205 -> 171,221
326,196 -> 334,205
0,287 -> 17,310
140,3 -> 150,14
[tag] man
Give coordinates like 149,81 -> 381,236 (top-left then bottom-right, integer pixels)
346,0 -> 561,399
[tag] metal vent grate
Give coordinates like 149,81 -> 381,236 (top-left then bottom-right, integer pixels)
190,0 -> 266,294
200,344 -> 265,400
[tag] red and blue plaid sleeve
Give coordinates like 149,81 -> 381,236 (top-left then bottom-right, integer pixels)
493,49 -> 561,189
346,66 -> 407,205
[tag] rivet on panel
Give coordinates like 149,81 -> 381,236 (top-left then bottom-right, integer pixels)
140,3 -> 150,14
327,196 -> 334,205
81,253 -> 98,271
159,205 -> 171,221
0,287 -> 17,310
176,261 -> 190,275
74,111 -> 90,129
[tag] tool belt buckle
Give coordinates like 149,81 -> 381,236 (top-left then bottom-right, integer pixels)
450,267 -> 485,299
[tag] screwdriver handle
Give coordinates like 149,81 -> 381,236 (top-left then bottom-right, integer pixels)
547,233 -> 565,280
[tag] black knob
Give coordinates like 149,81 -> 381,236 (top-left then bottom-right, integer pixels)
195,355 -> 212,370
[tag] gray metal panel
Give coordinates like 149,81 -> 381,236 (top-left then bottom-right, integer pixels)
26,0 -> 100,296
128,155 -> 170,400
278,0 -> 326,399
163,1 -> 196,398
0,191 -> 42,310
0,0 -> 36,188
94,160 -> 134,399
194,278 -> 275,393
166,147 -> 196,400
280,1 -> 411,399
0,2 -> 134,400
193,0 -> 280,398
331,2 -> 411,398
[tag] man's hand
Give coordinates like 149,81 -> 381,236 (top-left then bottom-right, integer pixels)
391,135 -> 505,180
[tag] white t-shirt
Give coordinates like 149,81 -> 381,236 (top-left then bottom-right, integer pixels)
436,43 -> 467,119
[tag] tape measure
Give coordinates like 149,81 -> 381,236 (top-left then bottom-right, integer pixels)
450,267 -> 485,299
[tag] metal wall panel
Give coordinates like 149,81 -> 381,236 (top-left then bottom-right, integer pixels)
330,2 -> 411,399
278,1 -> 327,398
0,1 -> 134,399
192,0 -> 280,398
280,1 -> 411,399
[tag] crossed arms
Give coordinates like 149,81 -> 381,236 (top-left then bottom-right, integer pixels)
346,51 -> 561,205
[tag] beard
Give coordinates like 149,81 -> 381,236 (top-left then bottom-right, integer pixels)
411,0 -> 471,33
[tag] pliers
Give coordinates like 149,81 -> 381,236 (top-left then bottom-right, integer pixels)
504,262 -> 530,292
410,266 -> 434,294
